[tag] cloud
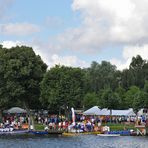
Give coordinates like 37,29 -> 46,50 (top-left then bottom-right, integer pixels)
0,40 -> 89,68
0,23 -> 40,36
110,58 -> 131,70
2,0 -> 148,70
49,0 -> 148,69
48,0 -> 148,54
1,40 -> 21,48
1,40 -> 52,66
123,45 -> 148,60
110,44 -> 148,70
49,54 -> 89,68
72,0 -> 148,44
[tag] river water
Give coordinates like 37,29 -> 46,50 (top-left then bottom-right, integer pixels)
0,135 -> 147,148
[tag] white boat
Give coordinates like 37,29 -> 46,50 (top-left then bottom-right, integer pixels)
97,134 -> 120,137
0,129 -> 28,135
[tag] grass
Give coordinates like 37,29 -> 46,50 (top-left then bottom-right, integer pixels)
34,123 -> 45,131
102,123 -> 136,131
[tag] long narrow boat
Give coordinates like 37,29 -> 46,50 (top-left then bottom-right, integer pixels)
29,130 -> 63,135
29,130 -> 49,135
0,130 -> 29,135
97,134 -> 120,137
62,131 -> 101,136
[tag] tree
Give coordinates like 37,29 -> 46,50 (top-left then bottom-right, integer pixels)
99,88 -> 120,109
144,80 -> 148,93
142,81 -> 148,109
0,46 -> 12,115
40,65 -> 84,115
85,61 -> 117,93
0,45 -> 47,110
132,90 -> 148,112
99,87 -> 120,121
121,69 -> 134,90
115,86 -> 126,109
124,86 -> 140,108
82,92 -> 98,110
129,55 -> 146,88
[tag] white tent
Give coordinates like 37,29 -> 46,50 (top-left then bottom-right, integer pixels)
5,107 -> 27,114
99,108 -> 136,116
83,106 -> 136,116
98,108 -> 109,116
111,108 -> 136,116
83,106 -> 101,115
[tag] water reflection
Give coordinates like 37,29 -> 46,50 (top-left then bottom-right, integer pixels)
0,135 -> 147,148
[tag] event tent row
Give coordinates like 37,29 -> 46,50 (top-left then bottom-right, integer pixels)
83,106 -> 136,116
3,107 -> 27,114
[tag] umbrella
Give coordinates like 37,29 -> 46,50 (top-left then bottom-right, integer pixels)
6,107 -> 27,114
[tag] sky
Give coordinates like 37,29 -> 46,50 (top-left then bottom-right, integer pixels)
1,0 -> 148,70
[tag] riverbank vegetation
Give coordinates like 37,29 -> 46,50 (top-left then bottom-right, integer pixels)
0,45 -> 148,114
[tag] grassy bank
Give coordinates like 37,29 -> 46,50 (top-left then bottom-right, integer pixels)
34,124 -> 45,131
34,122 -> 136,131
102,123 -> 136,131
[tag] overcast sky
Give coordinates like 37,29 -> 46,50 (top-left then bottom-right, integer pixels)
0,0 -> 148,70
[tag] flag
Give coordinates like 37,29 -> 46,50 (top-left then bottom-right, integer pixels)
71,107 -> 75,125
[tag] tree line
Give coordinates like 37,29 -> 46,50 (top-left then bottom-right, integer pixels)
0,45 -> 148,114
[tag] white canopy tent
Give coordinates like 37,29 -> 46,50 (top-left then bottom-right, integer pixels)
4,107 -> 27,114
83,106 -> 101,115
83,107 -> 136,116
112,108 -> 136,116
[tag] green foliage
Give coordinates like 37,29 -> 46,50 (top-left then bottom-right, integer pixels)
99,87 -> 120,109
83,92 -> 98,110
1,44 -> 148,113
114,86 -> 126,109
0,45 -> 47,110
40,65 -> 84,113
124,86 -> 140,108
84,61 -> 118,93
129,55 -> 146,88
144,80 -> 148,93
132,91 -> 148,112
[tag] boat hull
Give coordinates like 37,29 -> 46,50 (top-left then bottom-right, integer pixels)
0,130 -> 28,135
97,134 -> 120,137
29,131 -> 49,135
63,131 -> 101,136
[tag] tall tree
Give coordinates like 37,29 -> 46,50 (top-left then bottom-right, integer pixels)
99,88 -> 120,110
99,87 -> 120,121
40,65 -> 84,115
121,69 -> 134,90
82,92 -> 98,110
0,46 -> 12,113
0,45 -> 47,110
132,90 -> 148,112
85,61 -> 117,93
129,55 -> 146,88
124,86 -> 140,108
115,86 -> 126,109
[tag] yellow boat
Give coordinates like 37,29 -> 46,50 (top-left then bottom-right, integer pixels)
62,131 -> 101,136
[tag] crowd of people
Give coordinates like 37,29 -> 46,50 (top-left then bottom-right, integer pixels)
0,115 -> 29,132
33,113 -> 145,132
0,111 -> 147,133
33,113 -> 148,133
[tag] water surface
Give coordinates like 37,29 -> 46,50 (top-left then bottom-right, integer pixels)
0,135 -> 147,148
